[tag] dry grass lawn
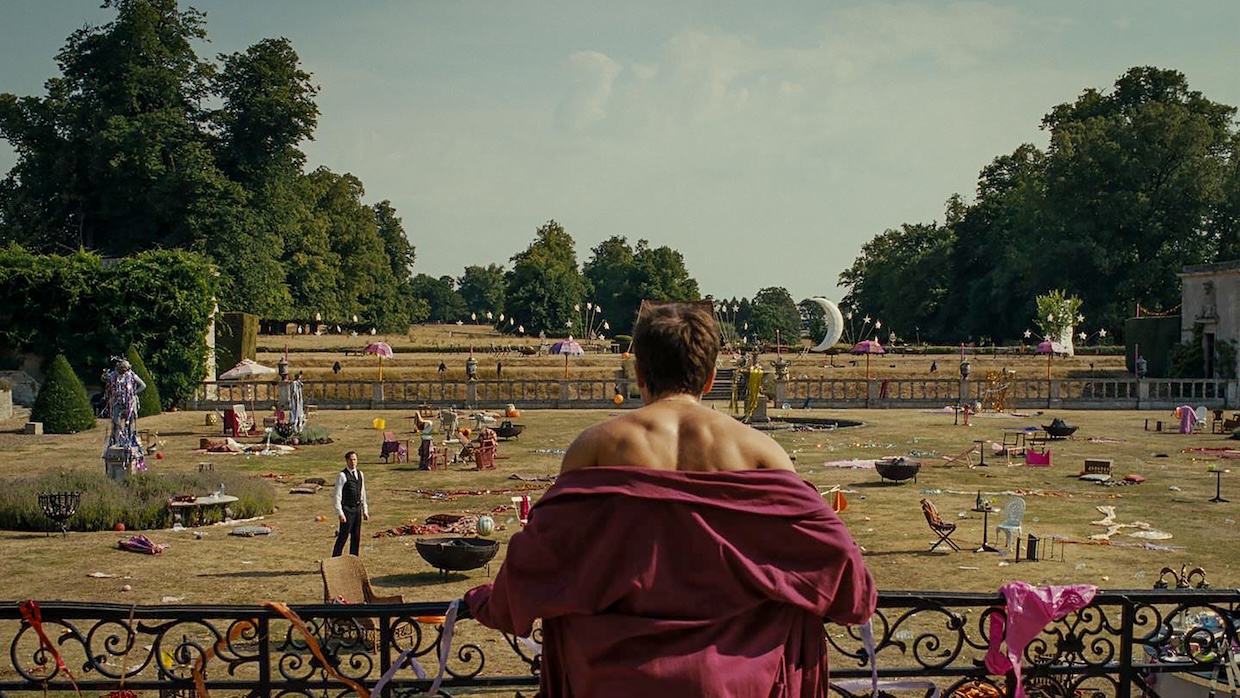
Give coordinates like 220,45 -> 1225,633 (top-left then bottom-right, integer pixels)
1,399 -> 1237,605
2,327 -> 1231,606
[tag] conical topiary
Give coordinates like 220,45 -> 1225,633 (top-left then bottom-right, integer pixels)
31,354 -> 97,434
126,345 -> 162,418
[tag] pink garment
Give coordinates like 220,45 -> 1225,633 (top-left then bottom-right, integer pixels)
465,466 -> 876,697
1179,405 -> 1196,434
984,582 -> 1097,698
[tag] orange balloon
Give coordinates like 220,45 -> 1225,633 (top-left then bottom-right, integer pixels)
613,393 -> 625,404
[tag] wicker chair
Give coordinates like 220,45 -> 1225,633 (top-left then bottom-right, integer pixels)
319,555 -> 404,648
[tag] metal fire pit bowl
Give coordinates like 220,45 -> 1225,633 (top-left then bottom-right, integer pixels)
416,537 -> 500,576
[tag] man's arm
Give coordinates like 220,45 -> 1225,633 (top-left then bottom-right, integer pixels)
333,472 -> 346,521
359,472 -> 369,519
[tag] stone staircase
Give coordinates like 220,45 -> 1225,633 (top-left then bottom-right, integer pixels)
703,368 -> 734,402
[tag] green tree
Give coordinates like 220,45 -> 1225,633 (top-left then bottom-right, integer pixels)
946,145 -> 1049,343
302,168 -> 409,331
584,237 -> 700,336
0,0 -> 223,255
0,3 -> 418,328
747,287 -> 800,344
31,354 -> 97,434
126,345 -> 162,418
457,264 -> 506,317
1039,66 -> 1235,334
1033,289 -> 1083,346
798,299 -> 826,344
372,201 -> 415,283
839,221 -> 955,343
410,274 -> 466,323
211,37 -> 318,187
206,36 -> 321,316
504,220 -> 589,335
583,236 -> 636,334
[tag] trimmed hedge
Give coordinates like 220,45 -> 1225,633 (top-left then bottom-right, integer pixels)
30,354 -> 96,433
217,312 -> 259,376
127,345 -> 163,418
0,470 -> 275,532
0,247 -> 216,406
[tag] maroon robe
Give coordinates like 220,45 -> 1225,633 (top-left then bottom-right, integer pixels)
464,466 -> 876,697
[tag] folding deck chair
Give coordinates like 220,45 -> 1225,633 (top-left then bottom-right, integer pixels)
921,498 -> 961,552
941,444 -> 978,467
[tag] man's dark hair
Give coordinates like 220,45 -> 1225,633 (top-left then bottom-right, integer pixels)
633,302 -> 719,397
344,450 -> 357,461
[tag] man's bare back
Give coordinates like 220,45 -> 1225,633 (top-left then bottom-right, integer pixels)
561,394 -> 795,473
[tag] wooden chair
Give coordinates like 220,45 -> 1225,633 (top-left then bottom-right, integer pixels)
319,555 -> 404,649
921,498 -> 961,552
475,442 -> 497,470
1225,413 -> 1240,433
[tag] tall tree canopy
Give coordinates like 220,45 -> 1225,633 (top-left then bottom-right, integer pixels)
0,0 -> 418,330
503,220 -> 590,335
840,67 -> 1240,344
747,287 -> 801,344
457,264 -> 506,317
584,236 -> 701,336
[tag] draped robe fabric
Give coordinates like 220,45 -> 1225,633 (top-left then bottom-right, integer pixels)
465,466 -> 876,697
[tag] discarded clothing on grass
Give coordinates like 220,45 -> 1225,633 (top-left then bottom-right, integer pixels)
374,510 -> 503,538
118,534 -> 169,555
389,484 -> 547,502
822,459 -> 878,469
507,473 -> 557,482
1182,447 -> 1240,459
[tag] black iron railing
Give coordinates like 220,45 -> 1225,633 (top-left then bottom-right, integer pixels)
2,589 -> 1237,697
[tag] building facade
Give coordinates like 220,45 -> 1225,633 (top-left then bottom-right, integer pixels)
1179,260 -> 1240,379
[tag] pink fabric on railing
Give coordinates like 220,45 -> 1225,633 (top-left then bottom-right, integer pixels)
984,582 -> 1097,698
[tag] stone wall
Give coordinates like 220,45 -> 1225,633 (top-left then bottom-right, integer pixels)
0,371 -> 39,407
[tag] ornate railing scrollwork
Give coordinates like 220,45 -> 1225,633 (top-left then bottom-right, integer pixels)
3,591 -> 1238,697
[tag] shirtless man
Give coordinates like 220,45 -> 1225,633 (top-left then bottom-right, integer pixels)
561,301 -> 793,474
465,301 -> 875,697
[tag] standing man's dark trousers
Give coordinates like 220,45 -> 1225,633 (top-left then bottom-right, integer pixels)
333,506 -> 363,556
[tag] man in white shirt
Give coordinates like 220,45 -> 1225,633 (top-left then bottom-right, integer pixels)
332,451 -> 369,556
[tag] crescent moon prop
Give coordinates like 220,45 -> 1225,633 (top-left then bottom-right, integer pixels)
809,297 -> 844,352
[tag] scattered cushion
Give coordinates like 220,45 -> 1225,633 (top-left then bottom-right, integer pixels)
1124,474 -> 1146,484
1080,473 -> 1112,483
289,483 -> 321,494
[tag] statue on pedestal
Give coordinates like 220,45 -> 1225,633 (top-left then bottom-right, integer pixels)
101,357 -> 147,480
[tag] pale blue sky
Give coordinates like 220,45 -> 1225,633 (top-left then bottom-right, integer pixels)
2,1 -> 1238,303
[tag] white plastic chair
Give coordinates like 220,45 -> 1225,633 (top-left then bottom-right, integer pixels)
1194,406 -> 1208,432
994,497 -> 1026,549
